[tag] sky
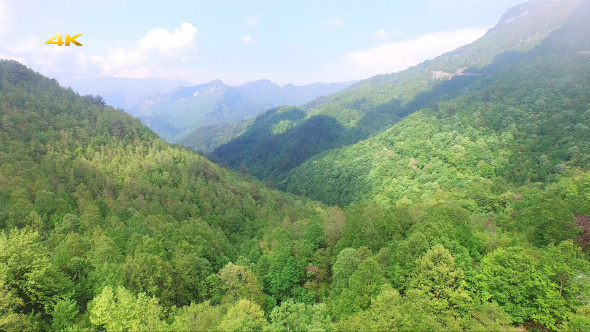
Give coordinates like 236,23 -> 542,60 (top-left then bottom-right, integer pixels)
0,0 -> 526,86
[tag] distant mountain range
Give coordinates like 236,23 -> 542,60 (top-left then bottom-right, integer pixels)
124,79 -> 355,143
60,76 -> 190,110
2,1 -> 590,331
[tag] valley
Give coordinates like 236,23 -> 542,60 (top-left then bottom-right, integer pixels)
0,0 -> 589,331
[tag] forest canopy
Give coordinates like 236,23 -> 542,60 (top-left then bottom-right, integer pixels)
1,0 -> 590,331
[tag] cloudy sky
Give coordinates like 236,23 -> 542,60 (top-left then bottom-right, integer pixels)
0,0 -> 525,85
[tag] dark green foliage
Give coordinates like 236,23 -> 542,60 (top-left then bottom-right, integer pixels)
179,120 -> 253,154
0,60 -> 325,329
284,21 -> 590,206
212,0 -> 587,206
2,1 -> 590,331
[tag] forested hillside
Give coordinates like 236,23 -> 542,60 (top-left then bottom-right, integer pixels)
284,0 -> 590,207
178,119 -> 254,154
127,79 -> 353,143
0,60 -> 328,330
212,0 -> 583,188
1,0 -> 590,331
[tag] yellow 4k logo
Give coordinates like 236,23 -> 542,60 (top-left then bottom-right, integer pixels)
45,34 -> 82,46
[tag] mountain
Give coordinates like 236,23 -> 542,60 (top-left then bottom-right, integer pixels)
2,1 -> 590,331
126,79 -> 354,143
211,0 -> 585,194
285,0 -> 590,206
61,76 -> 190,109
178,119 -> 254,154
0,59 -> 330,330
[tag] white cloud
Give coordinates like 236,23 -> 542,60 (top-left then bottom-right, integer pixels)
138,23 -> 197,53
242,35 -> 258,45
0,23 -> 200,81
324,27 -> 490,82
318,17 -> 343,27
81,23 -> 199,79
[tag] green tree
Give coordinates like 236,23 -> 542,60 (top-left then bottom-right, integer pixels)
560,305 -> 590,332
408,244 -> 472,316
335,284 -> 403,332
461,302 -> 518,332
330,247 -> 361,296
50,299 -> 78,332
0,228 -> 72,318
544,240 -> 590,308
218,299 -> 267,332
169,301 -> 225,332
478,247 -> 567,329
122,252 -> 175,306
268,299 -> 333,332
0,280 -> 34,332
217,262 -> 265,306
88,285 -> 167,331
333,258 -> 386,318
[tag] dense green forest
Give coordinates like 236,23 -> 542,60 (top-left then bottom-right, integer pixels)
179,119 -> 254,154
1,0 -> 590,331
283,4 -> 590,207
211,0 -> 583,189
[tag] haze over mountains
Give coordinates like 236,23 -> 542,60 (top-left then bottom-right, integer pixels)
124,79 -> 354,143
61,76 -> 191,110
1,0 -> 590,331
211,0 -> 588,204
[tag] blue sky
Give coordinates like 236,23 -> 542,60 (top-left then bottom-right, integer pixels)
0,0 -> 525,85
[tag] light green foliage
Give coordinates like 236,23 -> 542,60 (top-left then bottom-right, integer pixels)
122,252 -> 175,306
0,228 -> 72,317
0,280 -> 34,332
544,240 -> 590,308
336,202 -> 402,252
217,262 -> 265,306
218,299 -> 267,332
560,305 -> 590,332
336,285 -> 467,332
335,284 -> 403,332
169,301 -> 225,332
89,285 -> 167,331
329,248 -> 361,297
271,120 -> 295,135
461,302 -> 517,332
259,242 -> 305,304
268,299 -> 333,332
409,244 -> 472,316
3,5 -> 590,330
379,231 -> 431,289
50,299 -> 78,332
478,247 -> 567,328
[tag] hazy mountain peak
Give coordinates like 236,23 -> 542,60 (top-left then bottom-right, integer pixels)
206,79 -> 226,87
241,79 -> 275,86
499,0 -> 582,25
127,79 -> 354,142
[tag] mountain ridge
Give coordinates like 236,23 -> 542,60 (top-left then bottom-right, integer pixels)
211,0 -> 586,193
1,1 -> 590,330
127,79 -> 355,143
